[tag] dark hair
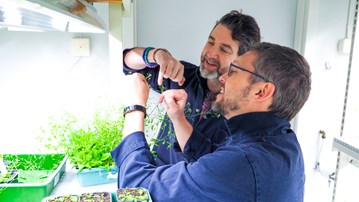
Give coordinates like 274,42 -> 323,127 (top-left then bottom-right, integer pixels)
249,42 -> 312,120
214,10 -> 261,56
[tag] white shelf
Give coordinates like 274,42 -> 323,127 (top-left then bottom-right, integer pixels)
332,137 -> 359,168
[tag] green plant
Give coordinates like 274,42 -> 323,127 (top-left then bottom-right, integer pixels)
38,103 -> 125,172
0,154 -> 66,198
45,192 -> 111,202
0,153 -> 7,175
0,172 -> 15,183
47,194 -> 79,202
38,101 -> 165,173
117,187 -> 149,202
80,192 -> 111,202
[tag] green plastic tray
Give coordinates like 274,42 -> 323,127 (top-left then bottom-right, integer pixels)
0,154 -> 67,202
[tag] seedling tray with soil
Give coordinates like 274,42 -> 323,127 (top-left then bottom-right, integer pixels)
117,187 -> 152,202
43,191 -> 112,202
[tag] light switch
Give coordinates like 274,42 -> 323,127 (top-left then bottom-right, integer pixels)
71,38 -> 90,56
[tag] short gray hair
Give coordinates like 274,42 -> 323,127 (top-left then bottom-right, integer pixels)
249,42 -> 312,120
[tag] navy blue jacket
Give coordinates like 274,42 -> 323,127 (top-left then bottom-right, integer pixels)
111,112 -> 305,202
123,49 -> 227,164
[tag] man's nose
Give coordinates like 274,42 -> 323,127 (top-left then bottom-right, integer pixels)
219,73 -> 228,83
206,46 -> 219,59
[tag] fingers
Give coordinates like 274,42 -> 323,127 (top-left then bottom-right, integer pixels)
126,72 -> 147,85
178,77 -> 185,86
160,90 -> 187,107
157,67 -> 164,86
124,73 -> 150,106
160,90 -> 187,120
175,67 -> 185,86
157,59 -> 185,86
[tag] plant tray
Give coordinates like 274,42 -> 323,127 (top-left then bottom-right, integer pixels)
0,170 -> 19,184
42,191 -> 112,202
0,154 -> 67,202
76,166 -> 117,187
115,187 -> 152,202
42,189 -> 151,202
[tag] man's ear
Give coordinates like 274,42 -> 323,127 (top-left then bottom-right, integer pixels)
254,82 -> 275,100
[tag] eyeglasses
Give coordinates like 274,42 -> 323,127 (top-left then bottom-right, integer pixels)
228,63 -> 271,82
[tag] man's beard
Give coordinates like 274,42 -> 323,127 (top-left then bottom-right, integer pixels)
199,56 -> 220,79
212,86 -> 251,116
212,97 -> 239,116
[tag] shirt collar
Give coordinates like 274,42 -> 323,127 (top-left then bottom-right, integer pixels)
224,112 -> 290,139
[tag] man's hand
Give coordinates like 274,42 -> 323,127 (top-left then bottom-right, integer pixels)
123,73 -> 150,107
159,89 -> 193,151
154,50 -> 185,86
159,89 -> 188,120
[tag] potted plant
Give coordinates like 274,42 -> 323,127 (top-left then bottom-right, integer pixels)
45,194 -> 79,202
117,187 -> 151,202
43,191 -> 112,202
38,99 -> 165,186
79,192 -> 111,202
38,103 -> 125,186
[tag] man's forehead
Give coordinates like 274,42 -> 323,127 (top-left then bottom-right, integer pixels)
209,24 -> 240,51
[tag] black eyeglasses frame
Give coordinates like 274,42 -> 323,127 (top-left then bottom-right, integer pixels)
228,63 -> 271,83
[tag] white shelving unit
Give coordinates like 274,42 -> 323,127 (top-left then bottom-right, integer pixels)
332,137 -> 359,169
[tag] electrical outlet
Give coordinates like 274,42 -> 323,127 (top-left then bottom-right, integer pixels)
337,38 -> 351,54
71,38 -> 90,56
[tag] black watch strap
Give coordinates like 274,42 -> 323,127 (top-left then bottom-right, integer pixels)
123,105 -> 146,118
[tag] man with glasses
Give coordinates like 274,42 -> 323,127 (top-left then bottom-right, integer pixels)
122,10 -> 261,165
228,63 -> 271,82
112,42 -> 311,201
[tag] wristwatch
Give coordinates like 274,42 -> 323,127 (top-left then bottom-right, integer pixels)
123,105 -> 147,118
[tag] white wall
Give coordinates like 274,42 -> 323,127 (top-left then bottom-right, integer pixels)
295,0 -> 355,201
135,0 -> 297,64
0,4 -> 118,153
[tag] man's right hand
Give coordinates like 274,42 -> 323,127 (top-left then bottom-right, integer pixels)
123,73 -> 150,107
159,89 -> 187,121
153,49 -> 185,86
159,89 -> 193,151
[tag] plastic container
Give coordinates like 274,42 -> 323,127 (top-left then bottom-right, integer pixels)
42,191 -> 112,202
0,170 -> 19,184
116,187 -> 152,202
0,154 -> 67,202
76,166 -> 118,186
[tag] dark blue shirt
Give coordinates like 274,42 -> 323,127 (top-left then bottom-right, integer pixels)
111,112 -> 305,202
123,50 -> 227,164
